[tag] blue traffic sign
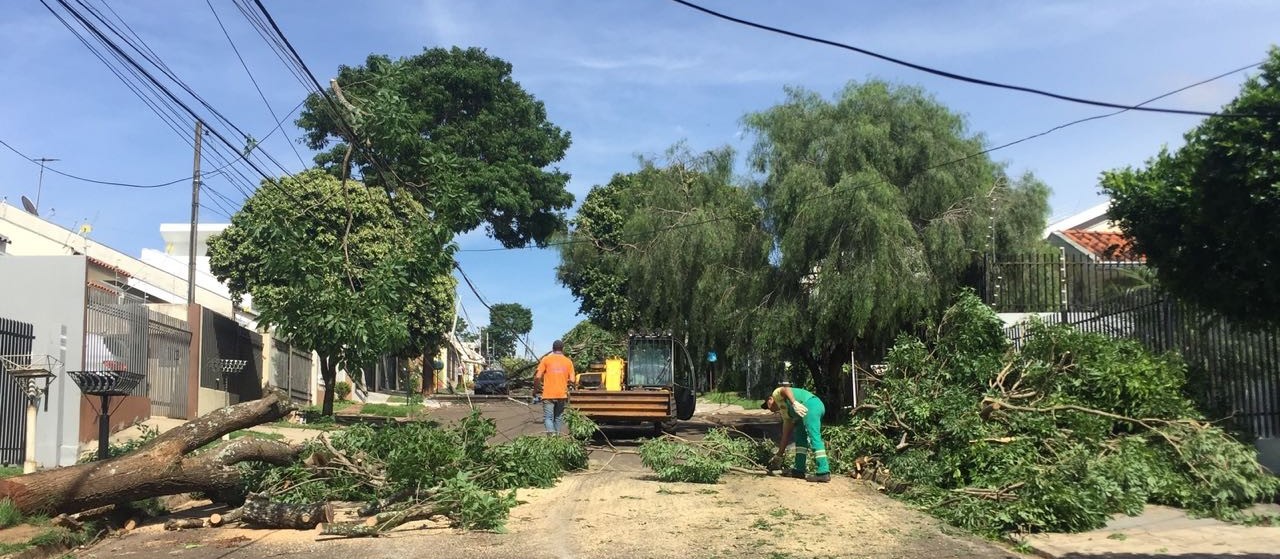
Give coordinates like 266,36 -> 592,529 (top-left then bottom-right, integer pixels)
707,351 -> 717,363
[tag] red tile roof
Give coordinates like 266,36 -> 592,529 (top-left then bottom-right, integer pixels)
86,256 -> 132,278
1059,229 -> 1144,262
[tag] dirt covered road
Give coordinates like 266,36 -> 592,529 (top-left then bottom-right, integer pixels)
70,400 -> 1016,559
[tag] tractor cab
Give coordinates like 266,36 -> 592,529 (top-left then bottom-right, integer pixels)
569,332 -> 696,432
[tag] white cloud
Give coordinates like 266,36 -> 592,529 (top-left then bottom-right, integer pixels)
573,55 -> 702,71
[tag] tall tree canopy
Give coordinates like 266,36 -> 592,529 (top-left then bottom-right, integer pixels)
208,170 -> 455,414
486,303 -> 533,359
557,146 -> 772,385
746,81 -> 1050,399
1101,47 -> 1280,326
296,46 -> 574,248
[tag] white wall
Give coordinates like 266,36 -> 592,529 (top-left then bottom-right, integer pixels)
0,256 -> 89,467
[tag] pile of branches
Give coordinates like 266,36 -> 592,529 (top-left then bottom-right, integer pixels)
2,393 -> 593,539
211,409 -> 591,536
822,292 -> 1279,536
639,428 -> 775,483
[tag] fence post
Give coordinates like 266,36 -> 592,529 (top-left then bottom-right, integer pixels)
1058,247 -> 1069,324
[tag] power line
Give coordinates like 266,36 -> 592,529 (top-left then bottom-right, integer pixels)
1,139 -> 186,188
248,0 -> 410,198
458,59 -> 1262,253
0,101 -> 304,192
206,0 -> 308,168
74,0 -> 298,181
669,0 -> 1270,118
454,262 -> 542,358
43,0 -> 316,210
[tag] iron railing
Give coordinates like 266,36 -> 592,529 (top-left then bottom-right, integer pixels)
988,254 -> 1280,439
0,317 -> 35,465
272,339 -> 313,404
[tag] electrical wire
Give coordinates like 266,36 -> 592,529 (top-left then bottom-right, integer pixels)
247,0 -> 411,199
42,0 -> 315,210
669,0 -> 1272,118
0,101 -> 302,192
75,0 -> 298,181
206,0 -> 308,168
454,262 -> 543,359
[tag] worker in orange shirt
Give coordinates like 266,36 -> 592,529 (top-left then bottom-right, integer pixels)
535,340 -> 577,435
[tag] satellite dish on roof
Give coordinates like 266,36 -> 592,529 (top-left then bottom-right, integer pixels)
20,195 -> 38,216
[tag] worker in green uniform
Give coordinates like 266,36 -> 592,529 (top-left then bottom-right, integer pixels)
762,384 -> 830,482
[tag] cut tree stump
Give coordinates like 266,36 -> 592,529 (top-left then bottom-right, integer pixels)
0,391 -> 297,516
241,497 -> 333,530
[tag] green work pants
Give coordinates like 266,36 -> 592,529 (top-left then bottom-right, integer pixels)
791,396 -> 829,475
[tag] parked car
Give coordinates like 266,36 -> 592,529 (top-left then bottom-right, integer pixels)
473,370 -> 508,395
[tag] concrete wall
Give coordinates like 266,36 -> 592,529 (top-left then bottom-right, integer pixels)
0,256 -> 88,467
0,202 -> 234,316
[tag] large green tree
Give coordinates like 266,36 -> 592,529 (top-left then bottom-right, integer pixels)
208,170 -> 454,415
486,303 -> 533,359
745,81 -> 1051,400
557,146 -> 772,388
296,47 -> 574,248
1101,47 -> 1280,326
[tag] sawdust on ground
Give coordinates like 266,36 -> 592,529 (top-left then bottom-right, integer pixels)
70,468 -> 1014,559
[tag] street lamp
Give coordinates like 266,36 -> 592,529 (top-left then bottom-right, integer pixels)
2,355 -> 61,473
67,367 -> 144,461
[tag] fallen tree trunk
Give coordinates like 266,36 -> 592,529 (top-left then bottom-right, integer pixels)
0,391 -> 297,515
240,497 -> 332,530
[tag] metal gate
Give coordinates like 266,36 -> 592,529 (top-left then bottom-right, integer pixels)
0,317 -> 36,465
147,311 -> 191,419
85,288 -> 148,397
272,339 -> 313,404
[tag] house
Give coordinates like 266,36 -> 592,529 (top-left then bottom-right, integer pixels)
0,203 -> 318,467
1043,200 -> 1143,263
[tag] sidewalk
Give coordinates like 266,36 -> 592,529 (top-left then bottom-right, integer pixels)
1025,504 -> 1280,558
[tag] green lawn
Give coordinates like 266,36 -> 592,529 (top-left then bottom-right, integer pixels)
266,420 -> 340,431
0,466 -> 21,479
358,403 -> 425,418
704,391 -> 764,410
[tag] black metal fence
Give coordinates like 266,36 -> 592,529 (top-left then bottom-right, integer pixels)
987,253 -> 1280,439
271,339 -> 313,404
199,307 -> 263,406
0,317 -> 36,465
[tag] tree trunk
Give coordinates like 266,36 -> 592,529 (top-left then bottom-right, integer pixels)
240,497 -> 332,530
321,355 -> 337,416
0,392 -> 297,516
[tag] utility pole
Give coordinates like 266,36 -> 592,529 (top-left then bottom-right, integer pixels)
33,157 -> 59,212
187,121 -> 203,306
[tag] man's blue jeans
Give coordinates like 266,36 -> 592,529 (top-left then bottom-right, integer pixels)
543,399 -> 567,434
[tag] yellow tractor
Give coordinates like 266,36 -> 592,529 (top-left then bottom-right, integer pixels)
570,332 -> 696,433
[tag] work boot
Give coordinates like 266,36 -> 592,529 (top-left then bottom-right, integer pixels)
807,473 -> 831,483
782,469 -> 805,479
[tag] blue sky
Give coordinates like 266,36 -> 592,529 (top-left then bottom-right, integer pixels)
2,0 -> 1277,354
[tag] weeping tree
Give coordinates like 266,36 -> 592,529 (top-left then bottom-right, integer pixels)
557,146 -> 772,389
745,81 -> 1051,402
209,170 -> 455,415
